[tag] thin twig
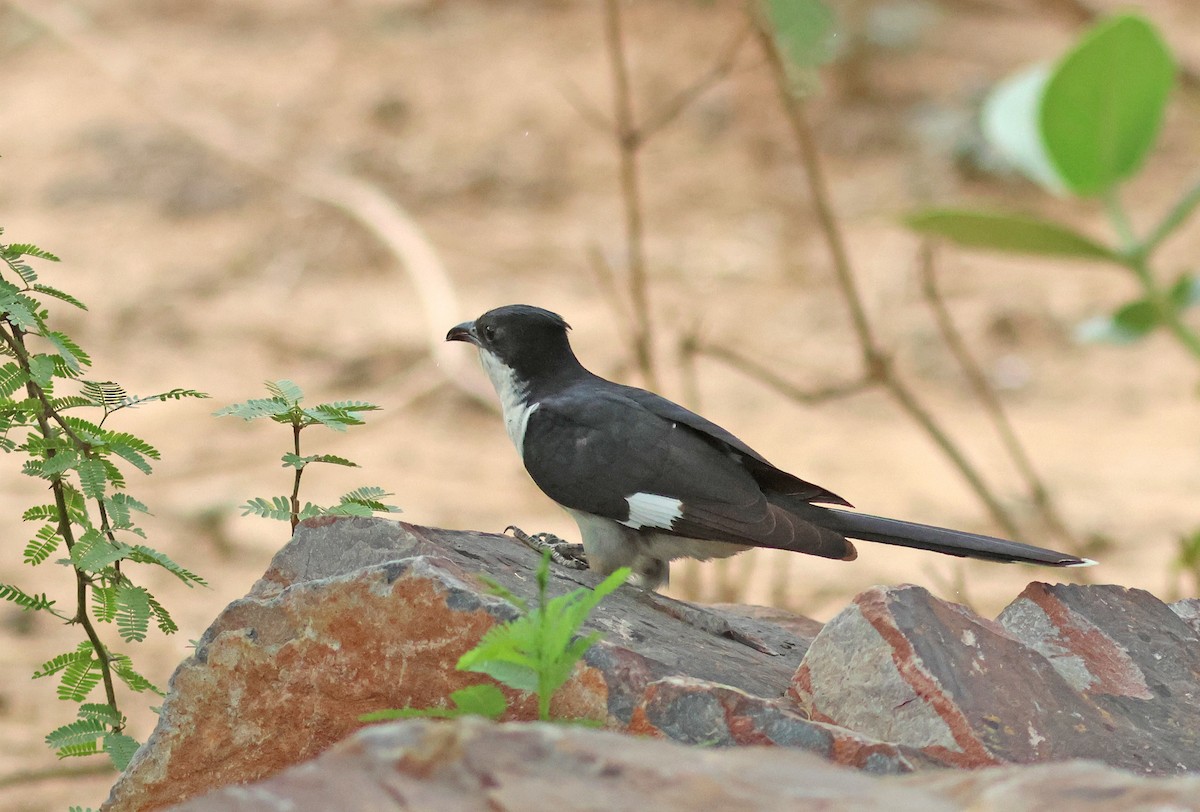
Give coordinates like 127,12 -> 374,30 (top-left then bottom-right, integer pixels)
602,0 -> 657,390
917,242 -> 1082,551
639,23 -> 752,140
752,16 -> 1023,539
688,340 -> 873,405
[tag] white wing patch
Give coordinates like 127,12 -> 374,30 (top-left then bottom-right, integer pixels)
478,349 -> 539,460
621,492 -> 684,530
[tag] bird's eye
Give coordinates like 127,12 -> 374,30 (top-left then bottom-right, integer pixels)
483,324 -> 498,341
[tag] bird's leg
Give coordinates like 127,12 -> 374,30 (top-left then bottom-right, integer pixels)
504,526 -> 589,570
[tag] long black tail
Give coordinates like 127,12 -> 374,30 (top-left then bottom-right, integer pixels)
791,501 -> 1093,566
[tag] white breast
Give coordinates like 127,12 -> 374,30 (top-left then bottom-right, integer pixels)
478,349 -> 539,460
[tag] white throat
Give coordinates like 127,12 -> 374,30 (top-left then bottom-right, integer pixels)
478,349 -> 539,460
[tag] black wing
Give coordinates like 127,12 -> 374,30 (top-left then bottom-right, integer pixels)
521,386 -> 855,560
612,383 -> 852,506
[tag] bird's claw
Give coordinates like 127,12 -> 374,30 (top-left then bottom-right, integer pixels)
505,525 -> 590,570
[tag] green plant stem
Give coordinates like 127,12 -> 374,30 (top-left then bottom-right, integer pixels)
3,325 -> 121,719
1107,191 -> 1200,359
1142,177 -> 1200,258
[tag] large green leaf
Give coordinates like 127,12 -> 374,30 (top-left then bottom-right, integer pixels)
1041,15 -> 1174,196
906,209 -> 1119,261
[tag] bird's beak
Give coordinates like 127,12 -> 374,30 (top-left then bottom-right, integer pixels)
445,320 -> 480,346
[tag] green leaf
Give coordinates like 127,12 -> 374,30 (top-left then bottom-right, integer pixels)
906,209 -> 1120,261
115,584 -> 151,642
212,397 -> 293,421
264,379 -> 305,403
77,457 -> 108,499
92,585 -> 118,623
146,591 -> 178,635
57,651 -> 102,701
1076,298 -> 1159,344
446,683 -> 507,719
110,653 -> 162,695
46,717 -> 107,750
0,361 -> 27,398
5,242 -> 60,263
34,648 -> 90,679
765,0 -> 838,69
28,353 -> 55,388
104,732 -> 141,770
43,331 -> 91,374
71,530 -> 130,572
1169,272 -> 1200,309
126,545 -> 207,587
359,684 -> 508,723
240,495 -> 296,522
77,702 -> 122,725
981,63 -> 1068,193
1041,15 -> 1175,196
23,524 -> 62,565
0,280 -> 42,330
0,581 -> 57,611
32,283 -> 86,310
337,485 -> 402,514
82,380 -> 128,408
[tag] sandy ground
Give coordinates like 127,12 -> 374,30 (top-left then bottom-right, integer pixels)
1,1 -> 1199,808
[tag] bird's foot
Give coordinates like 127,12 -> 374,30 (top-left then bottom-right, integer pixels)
504,526 -> 589,570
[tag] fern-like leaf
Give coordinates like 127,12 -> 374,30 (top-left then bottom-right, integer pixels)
0,361 -> 26,398
77,702 -> 122,725
146,592 -> 178,634
81,380 -> 127,407
23,524 -> 61,565
43,331 -> 91,374
45,717 -> 107,750
76,457 -> 108,500
0,581 -> 57,612
92,584 -> 118,622
126,545 -> 207,587
32,283 -> 86,310
339,486 -> 402,513
240,495 -> 295,522
0,280 -> 40,331
57,654 -> 102,701
115,584 -> 151,642
34,647 -> 90,679
104,732 -> 140,771
6,242 -> 61,263
264,379 -> 305,403
110,653 -> 162,695
212,397 -> 293,421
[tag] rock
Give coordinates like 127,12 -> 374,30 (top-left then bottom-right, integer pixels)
628,676 -> 935,773
1170,597 -> 1200,637
792,583 -> 1200,774
164,717 -> 958,812
104,519 -> 1200,810
998,583 -> 1200,773
103,518 -> 821,811
165,718 -> 1200,812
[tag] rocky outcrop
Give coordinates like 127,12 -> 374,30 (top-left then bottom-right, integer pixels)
167,718 -> 1200,812
103,518 -> 1200,811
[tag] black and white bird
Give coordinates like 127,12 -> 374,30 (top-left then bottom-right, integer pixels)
447,304 -> 1093,588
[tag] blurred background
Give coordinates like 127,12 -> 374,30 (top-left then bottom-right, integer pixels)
1,0 -> 1198,807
